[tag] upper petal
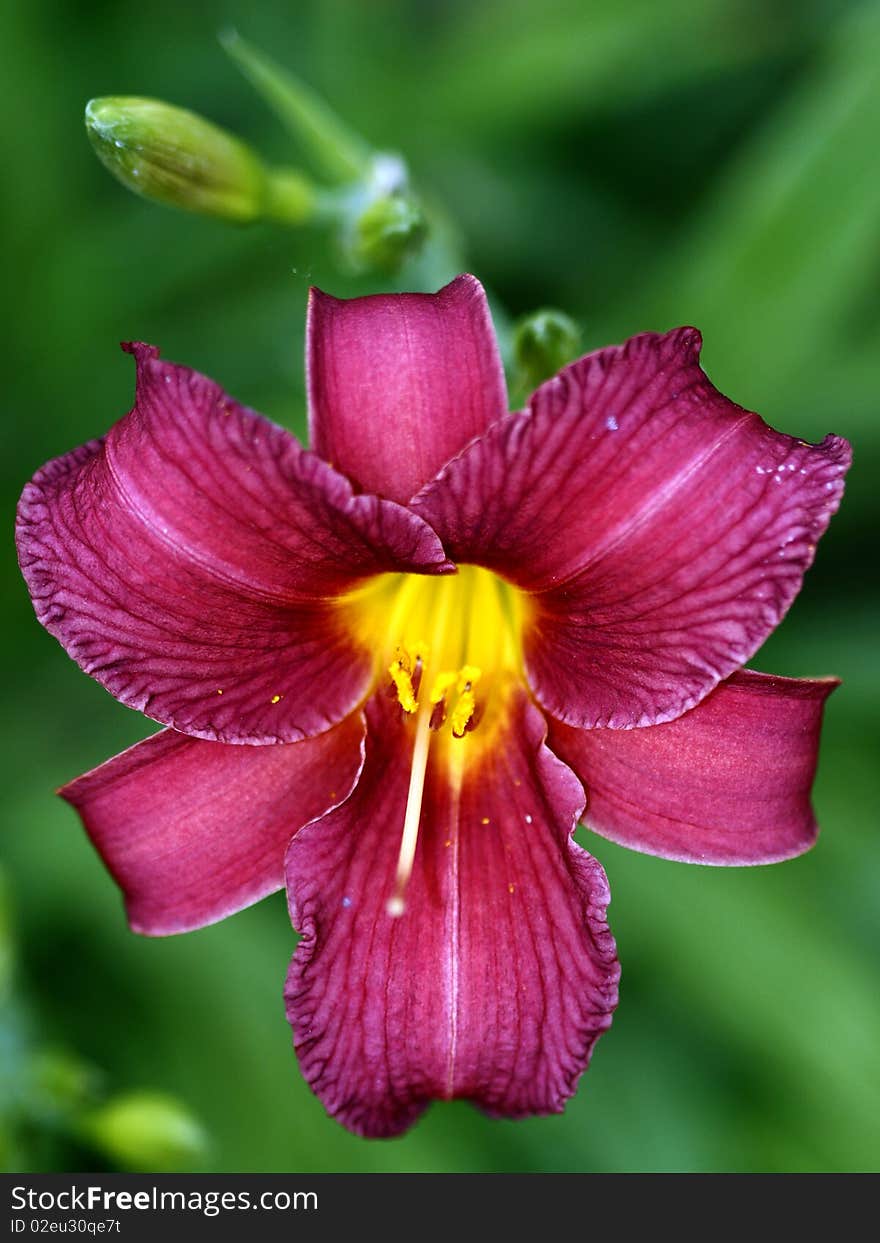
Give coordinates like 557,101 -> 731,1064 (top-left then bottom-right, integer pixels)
284,690 -> 619,1138
549,669 -> 838,865
413,328 -> 851,728
60,711 -> 365,936
307,274 -> 508,503
17,343 -> 450,744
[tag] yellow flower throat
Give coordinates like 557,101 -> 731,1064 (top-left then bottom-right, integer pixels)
342,563 -> 528,744
339,565 -> 529,917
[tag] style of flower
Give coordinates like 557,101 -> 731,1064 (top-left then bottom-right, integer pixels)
16,275 -> 850,1138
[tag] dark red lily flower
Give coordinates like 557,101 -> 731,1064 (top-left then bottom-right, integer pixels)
16,276 -> 850,1138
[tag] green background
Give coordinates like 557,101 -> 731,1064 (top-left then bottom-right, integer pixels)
2,0 -> 878,1172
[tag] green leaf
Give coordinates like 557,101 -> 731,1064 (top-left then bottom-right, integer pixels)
618,3 -> 880,428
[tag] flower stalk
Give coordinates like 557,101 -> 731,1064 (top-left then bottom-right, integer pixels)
85,57 -> 430,273
220,28 -> 372,184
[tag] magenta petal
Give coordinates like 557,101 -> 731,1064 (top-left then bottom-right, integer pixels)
60,712 -> 365,935
17,344 -> 450,744
413,328 -> 851,729
307,274 -> 508,503
549,670 -> 838,865
284,690 -> 619,1138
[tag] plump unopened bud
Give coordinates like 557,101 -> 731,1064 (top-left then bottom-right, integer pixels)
513,309 -> 582,391
353,193 -> 427,273
85,96 -> 310,223
80,1090 -> 208,1171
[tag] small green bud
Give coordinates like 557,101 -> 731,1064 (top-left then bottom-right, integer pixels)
353,194 -> 427,273
80,1090 -> 208,1172
513,309 -> 582,391
85,96 -> 313,224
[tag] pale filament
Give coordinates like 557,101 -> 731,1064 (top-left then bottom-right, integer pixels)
386,697 -> 433,917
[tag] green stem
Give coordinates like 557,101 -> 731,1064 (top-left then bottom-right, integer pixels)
220,28 -> 371,184
263,167 -> 319,225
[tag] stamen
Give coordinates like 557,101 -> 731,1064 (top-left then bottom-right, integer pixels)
388,658 -> 417,713
387,701 -> 432,917
450,665 -> 482,738
388,640 -> 429,714
410,654 -> 424,699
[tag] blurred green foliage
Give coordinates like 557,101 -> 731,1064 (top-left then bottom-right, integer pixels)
0,869 -> 207,1171
1,0 -> 878,1173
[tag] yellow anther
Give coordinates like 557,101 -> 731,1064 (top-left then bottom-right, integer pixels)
449,664 -> 482,737
388,639 -> 430,714
428,671 -> 458,704
450,687 -> 476,737
388,659 -> 418,714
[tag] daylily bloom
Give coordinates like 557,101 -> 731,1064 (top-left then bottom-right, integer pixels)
16,275 -> 850,1138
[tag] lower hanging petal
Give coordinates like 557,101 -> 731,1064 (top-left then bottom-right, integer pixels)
60,712 -> 365,935
284,689 -> 619,1138
548,670 -> 838,865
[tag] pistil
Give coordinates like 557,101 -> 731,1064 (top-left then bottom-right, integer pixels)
386,697 -> 433,917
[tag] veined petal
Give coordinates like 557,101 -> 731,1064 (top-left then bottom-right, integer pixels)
549,670 -> 838,865
307,274 -> 508,503
17,344 -> 450,744
284,690 -> 619,1138
413,328 -> 851,729
60,712 -> 365,936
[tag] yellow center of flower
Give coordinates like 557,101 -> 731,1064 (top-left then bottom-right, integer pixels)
338,565 -> 529,915
342,564 -> 528,741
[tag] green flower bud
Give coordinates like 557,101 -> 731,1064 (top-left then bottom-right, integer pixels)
85,97 -> 314,225
353,193 -> 427,273
80,1090 -> 208,1172
513,309 -> 582,392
